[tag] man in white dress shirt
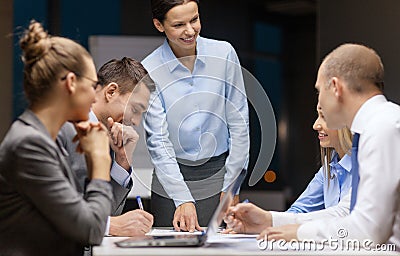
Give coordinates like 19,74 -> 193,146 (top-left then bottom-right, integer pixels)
265,43 -> 400,249
58,57 -> 155,238
225,43 -> 400,251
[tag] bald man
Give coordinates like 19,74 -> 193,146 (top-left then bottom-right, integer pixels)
225,44 -> 400,250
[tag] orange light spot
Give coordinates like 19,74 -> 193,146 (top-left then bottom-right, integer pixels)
264,170 -> 276,183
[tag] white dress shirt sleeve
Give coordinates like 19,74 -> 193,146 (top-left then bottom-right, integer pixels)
110,161 -> 132,188
104,216 -> 110,236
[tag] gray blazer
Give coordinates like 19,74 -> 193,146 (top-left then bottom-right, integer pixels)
58,116 -> 132,216
0,110 -> 113,256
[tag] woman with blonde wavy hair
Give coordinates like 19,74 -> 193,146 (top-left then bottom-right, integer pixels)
287,104 -> 353,213
0,20 -> 112,255
319,121 -> 353,187
224,105 -> 354,234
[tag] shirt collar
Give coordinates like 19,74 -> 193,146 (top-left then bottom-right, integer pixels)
195,37 -> 206,64
351,94 -> 387,135
329,152 -> 352,174
89,110 -> 98,122
161,36 -> 206,72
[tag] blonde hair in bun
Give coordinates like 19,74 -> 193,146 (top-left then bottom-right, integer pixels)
19,20 -> 92,106
19,20 -> 52,66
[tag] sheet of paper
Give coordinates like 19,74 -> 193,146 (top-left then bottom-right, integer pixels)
146,228 -> 204,236
216,233 -> 258,238
207,233 -> 258,244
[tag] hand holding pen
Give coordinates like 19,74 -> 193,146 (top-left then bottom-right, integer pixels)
108,208 -> 154,236
222,199 -> 272,234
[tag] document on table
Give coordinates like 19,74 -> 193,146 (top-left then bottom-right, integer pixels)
207,233 -> 258,244
146,228 -> 204,236
146,228 -> 258,239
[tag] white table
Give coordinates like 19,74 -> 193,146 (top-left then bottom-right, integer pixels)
93,236 -> 400,256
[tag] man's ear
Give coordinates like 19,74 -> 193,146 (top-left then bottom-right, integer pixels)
153,18 -> 165,33
63,72 -> 77,94
104,82 -> 119,102
330,77 -> 343,98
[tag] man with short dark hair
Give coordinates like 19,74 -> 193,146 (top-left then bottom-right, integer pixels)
58,57 -> 155,237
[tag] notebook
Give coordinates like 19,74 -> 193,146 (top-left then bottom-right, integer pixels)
115,168 -> 247,247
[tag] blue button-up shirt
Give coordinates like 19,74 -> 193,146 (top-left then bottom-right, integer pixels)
142,36 -> 250,206
287,152 -> 352,213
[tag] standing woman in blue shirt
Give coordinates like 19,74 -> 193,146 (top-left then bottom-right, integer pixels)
142,0 -> 249,231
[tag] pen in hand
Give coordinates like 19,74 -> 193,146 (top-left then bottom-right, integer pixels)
136,196 -> 144,210
224,199 -> 250,219
222,199 -> 250,234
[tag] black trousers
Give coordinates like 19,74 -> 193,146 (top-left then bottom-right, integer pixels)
151,152 -> 227,227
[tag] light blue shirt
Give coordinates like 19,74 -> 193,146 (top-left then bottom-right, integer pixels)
287,152 -> 352,213
89,111 -> 132,188
142,36 -> 249,206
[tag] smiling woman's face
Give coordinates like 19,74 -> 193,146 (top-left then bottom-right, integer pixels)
153,1 -> 201,58
313,105 -> 339,149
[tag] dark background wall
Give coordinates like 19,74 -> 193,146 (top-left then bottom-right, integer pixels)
4,0 -> 400,207
318,0 -> 400,104
0,0 -> 13,139
119,0 -> 319,203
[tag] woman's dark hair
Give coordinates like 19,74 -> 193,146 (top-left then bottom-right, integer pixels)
151,0 -> 199,22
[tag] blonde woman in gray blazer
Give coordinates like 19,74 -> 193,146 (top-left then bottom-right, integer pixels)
0,21 -> 112,255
